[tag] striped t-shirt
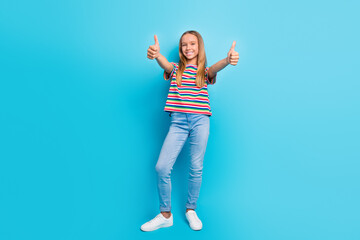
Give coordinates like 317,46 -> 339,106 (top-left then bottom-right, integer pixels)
163,62 -> 217,116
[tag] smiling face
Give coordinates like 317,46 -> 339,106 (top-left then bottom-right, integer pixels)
181,33 -> 199,65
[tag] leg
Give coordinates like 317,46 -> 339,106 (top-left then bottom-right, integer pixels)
186,115 -> 210,210
155,113 -> 189,212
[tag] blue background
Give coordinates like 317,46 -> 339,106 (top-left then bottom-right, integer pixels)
1,0 -> 359,239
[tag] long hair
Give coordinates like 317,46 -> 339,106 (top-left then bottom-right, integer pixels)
176,30 -> 207,88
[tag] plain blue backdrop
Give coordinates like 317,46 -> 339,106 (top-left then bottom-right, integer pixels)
1,0 -> 359,239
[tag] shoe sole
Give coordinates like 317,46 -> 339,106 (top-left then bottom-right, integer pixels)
140,222 -> 173,232
189,225 -> 202,231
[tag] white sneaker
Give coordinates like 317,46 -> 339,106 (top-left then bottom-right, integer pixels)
140,213 -> 173,232
185,210 -> 202,230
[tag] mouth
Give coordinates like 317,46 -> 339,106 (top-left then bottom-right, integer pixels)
185,51 -> 194,56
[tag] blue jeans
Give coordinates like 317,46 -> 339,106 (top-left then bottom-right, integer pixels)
155,112 -> 210,212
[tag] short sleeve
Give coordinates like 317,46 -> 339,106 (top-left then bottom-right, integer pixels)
163,62 -> 178,81
205,67 -> 217,85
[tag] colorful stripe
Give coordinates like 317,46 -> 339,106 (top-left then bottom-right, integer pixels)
163,62 -> 215,116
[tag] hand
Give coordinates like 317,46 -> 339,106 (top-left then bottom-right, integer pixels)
227,41 -> 239,66
147,35 -> 160,60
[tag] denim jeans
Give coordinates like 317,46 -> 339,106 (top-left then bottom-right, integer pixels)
155,112 -> 210,212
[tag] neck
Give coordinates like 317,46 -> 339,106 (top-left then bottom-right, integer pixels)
186,58 -> 197,65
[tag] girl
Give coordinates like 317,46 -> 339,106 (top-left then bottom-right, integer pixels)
141,30 -> 239,231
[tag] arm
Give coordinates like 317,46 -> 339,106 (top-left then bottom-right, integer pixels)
208,58 -> 228,80
208,41 -> 239,80
147,35 -> 173,74
155,53 -> 173,74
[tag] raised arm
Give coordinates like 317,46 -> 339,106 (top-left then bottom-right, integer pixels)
147,35 -> 173,74
208,41 -> 239,79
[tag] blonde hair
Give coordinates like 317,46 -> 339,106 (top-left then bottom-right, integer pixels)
176,30 -> 207,88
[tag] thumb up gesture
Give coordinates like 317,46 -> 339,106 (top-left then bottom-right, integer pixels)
147,35 -> 160,60
227,41 -> 239,66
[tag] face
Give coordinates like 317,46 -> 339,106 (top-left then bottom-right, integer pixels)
181,33 -> 199,64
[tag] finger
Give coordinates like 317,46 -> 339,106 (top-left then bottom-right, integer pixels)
154,35 -> 159,46
149,49 -> 159,57
230,52 -> 239,57
149,45 -> 158,51
230,41 -> 236,51
147,51 -> 155,57
149,48 -> 158,55
148,48 -> 155,54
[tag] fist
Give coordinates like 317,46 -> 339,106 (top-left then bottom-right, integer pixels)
147,35 -> 160,60
227,41 -> 239,66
